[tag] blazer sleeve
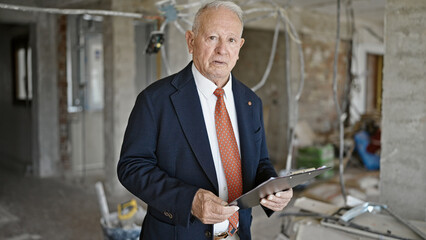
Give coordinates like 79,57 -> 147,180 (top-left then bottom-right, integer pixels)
117,91 -> 199,227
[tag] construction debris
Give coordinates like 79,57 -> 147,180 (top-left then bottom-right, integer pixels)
278,170 -> 426,240
95,182 -> 146,240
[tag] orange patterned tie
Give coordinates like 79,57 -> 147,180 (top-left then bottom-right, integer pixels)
214,88 -> 242,236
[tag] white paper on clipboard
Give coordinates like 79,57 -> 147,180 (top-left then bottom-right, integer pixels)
229,166 -> 332,209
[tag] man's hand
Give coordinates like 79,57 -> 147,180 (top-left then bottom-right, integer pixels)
191,189 -> 239,224
260,188 -> 293,212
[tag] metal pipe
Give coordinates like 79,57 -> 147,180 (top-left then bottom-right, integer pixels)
0,3 -> 143,18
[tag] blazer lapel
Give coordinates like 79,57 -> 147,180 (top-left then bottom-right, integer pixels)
170,64 -> 219,193
232,78 -> 256,194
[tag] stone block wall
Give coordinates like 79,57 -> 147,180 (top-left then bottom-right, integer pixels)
380,0 -> 426,221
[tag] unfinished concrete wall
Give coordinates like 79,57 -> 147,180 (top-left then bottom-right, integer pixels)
233,29 -> 289,167
103,0 -> 137,192
380,0 -> 426,221
0,7 -> 61,177
34,13 -> 60,177
167,23 -> 192,75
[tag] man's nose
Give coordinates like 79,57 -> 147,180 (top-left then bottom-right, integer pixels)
215,40 -> 227,55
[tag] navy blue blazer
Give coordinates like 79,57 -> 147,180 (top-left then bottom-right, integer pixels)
117,62 -> 277,240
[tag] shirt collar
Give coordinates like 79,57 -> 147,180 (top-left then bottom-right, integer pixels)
192,63 -> 233,100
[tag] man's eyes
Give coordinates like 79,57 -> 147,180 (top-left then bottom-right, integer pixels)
207,36 -> 239,43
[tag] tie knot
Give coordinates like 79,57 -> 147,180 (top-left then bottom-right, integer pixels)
214,88 -> 225,98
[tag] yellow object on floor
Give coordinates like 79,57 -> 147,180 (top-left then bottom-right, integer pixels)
117,199 -> 138,220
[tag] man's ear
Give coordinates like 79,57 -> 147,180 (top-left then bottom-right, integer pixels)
237,38 -> 245,60
240,38 -> 245,48
185,30 -> 195,54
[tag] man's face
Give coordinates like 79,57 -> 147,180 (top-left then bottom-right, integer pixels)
186,7 -> 245,86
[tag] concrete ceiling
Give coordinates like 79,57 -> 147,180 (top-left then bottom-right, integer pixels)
288,0 -> 386,23
0,0 -> 386,25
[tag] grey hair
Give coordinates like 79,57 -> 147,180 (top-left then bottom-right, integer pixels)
192,1 -> 244,35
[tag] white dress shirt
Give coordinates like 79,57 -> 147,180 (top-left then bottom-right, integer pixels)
192,64 -> 241,234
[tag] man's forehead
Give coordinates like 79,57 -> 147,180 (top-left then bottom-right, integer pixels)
198,8 -> 243,34
200,7 -> 241,23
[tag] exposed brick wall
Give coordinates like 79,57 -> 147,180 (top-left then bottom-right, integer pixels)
298,34 -> 350,134
233,27 -> 350,166
57,15 -> 70,171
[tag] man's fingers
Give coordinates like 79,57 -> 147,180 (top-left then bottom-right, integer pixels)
191,189 -> 239,224
266,190 -> 293,203
201,203 -> 238,224
207,202 -> 239,221
276,188 -> 293,199
260,188 -> 293,212
213,205 -> 239,216
260,198 -> 282,211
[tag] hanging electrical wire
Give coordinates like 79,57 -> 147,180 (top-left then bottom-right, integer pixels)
251,15 -> 280,92
0,3 -> 143,18
277,7 -> 304,101
175,1 -> 206,9
244,11 -> 276,24
284,25 -> 293,172
173,20 -> 186,35
177,15 -> 193,28
250,6 -> 303,93
244,7 -> 276,15
278,8 -> 301,45
276,8 -> 305,172
332,0 -> 347,205
341,0 -> 355,123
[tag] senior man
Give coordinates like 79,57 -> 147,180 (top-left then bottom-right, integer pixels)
117,1 -> 293,239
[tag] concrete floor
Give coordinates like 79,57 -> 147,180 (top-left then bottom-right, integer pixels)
0,168 -> 105,239
0,167 -> 285,240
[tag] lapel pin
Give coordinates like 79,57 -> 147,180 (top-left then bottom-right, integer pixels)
248,101 -> 252,106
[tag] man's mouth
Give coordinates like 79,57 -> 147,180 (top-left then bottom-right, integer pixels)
212,60 -> 227,65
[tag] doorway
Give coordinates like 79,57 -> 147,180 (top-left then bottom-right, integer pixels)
365,53 -> 383,113
0,24 -> 33,173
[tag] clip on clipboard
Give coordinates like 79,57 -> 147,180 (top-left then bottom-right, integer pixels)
229,166 -> 332,209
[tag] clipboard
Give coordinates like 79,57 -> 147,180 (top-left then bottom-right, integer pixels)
229,166 -> 332,209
